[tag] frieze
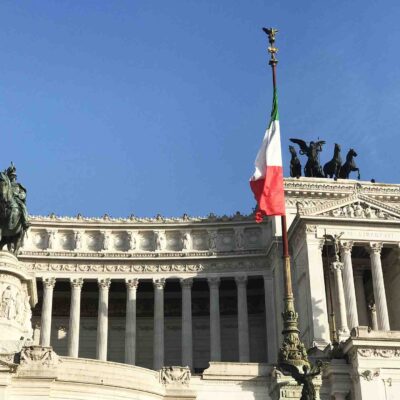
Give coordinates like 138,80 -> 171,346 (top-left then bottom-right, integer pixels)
284,178 -> 400,197
357,348 -> 400,359
25,259 -> 268,275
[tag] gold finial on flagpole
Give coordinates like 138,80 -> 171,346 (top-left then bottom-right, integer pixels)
262,27 -> 278,65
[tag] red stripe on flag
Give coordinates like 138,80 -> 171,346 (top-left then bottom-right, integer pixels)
250,166 -> 285,221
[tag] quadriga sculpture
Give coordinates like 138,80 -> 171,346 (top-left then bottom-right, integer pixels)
289,138 -> 325,177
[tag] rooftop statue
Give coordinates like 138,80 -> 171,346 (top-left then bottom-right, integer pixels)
323,143 -> 342,179
0,163 -> 30,254
339,148 -> 360,180
289,138 -> 326,177
289,145 -> 302,178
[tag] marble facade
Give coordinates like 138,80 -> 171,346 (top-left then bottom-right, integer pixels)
0,178 -> 399,399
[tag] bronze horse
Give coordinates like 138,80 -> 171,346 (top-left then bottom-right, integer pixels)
339,149 -> 360,180
323,143 -> 342,179
0,172 -> 25,254
289,145 -> 302,178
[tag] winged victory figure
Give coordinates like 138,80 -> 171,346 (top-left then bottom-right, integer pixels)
279,362 -> 321,400
289,139 -> 326,178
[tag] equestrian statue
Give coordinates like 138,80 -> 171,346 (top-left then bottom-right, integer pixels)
289,145 -> 302,178
323,143 -> 342,179
289,138 -> 326,177
0,163 -> 30,254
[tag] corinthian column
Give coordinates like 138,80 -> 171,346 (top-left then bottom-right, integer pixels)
340,241 -> 359,330
180,278 -> 193,369
368,243 -> 390,330
153,278 -> 165,370
331,262 -> 349,339
208,277 -> 221,361
125,278 -> 139,365
235,275 -> 249,362
96,278 -> 111,361
40,277 -> 56,347
68,278 -> 83,357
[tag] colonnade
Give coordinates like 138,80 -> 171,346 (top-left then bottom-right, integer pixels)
331,241 -> 391,335
39,274 -> 277,369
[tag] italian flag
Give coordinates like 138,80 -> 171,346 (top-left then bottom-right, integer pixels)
250,89 -> 285,222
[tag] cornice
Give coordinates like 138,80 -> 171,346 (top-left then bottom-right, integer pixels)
284,178 -> 400,200
28,211 -> 258,227
19,248 -> 267,261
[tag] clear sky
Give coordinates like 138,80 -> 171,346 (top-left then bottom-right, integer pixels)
0,1 -> 399,218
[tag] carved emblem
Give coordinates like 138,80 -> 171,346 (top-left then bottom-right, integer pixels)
20,346 -> 59,367
160,366 -> 191,385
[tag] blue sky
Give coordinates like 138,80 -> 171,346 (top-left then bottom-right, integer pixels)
0,1 -> 399,218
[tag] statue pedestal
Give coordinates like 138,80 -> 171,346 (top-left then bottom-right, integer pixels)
0,251 -> 37,357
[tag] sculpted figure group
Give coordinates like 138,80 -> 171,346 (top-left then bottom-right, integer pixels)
289,139 -> 360,180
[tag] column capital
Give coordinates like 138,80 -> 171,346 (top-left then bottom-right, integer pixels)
340,241 -> 354,253
70,278 -> 84,288
234,274 -> 247,286
98,278 -> 111,289
125,278 -> 139,290
207,276 -> 220,288
368,242 -> 383,255
43,277 -> 56,288
153,278 -> 166,289
180,278 -> 193,288
330,261 -> 344,272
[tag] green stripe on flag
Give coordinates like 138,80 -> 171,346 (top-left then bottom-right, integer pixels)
268,89 -> 279,127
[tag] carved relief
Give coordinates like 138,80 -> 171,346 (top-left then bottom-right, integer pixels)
127,230 -> 137,251
322,202 -> 397,220
208,230 -> 218,251
235,228 -> 245,250
359,369 -> 380,381
182,231 -> 192,251
27,258 -> 267,275
160,366 -> 191,385
357,348 -> 400,358
20,346 -> 59,367
154,231 -> 166,252
102,230 -> 112,251
74,230 -> 83,251
47,229 -> 57,250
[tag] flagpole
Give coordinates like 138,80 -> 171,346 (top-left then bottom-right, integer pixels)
263,28 -> 309,369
